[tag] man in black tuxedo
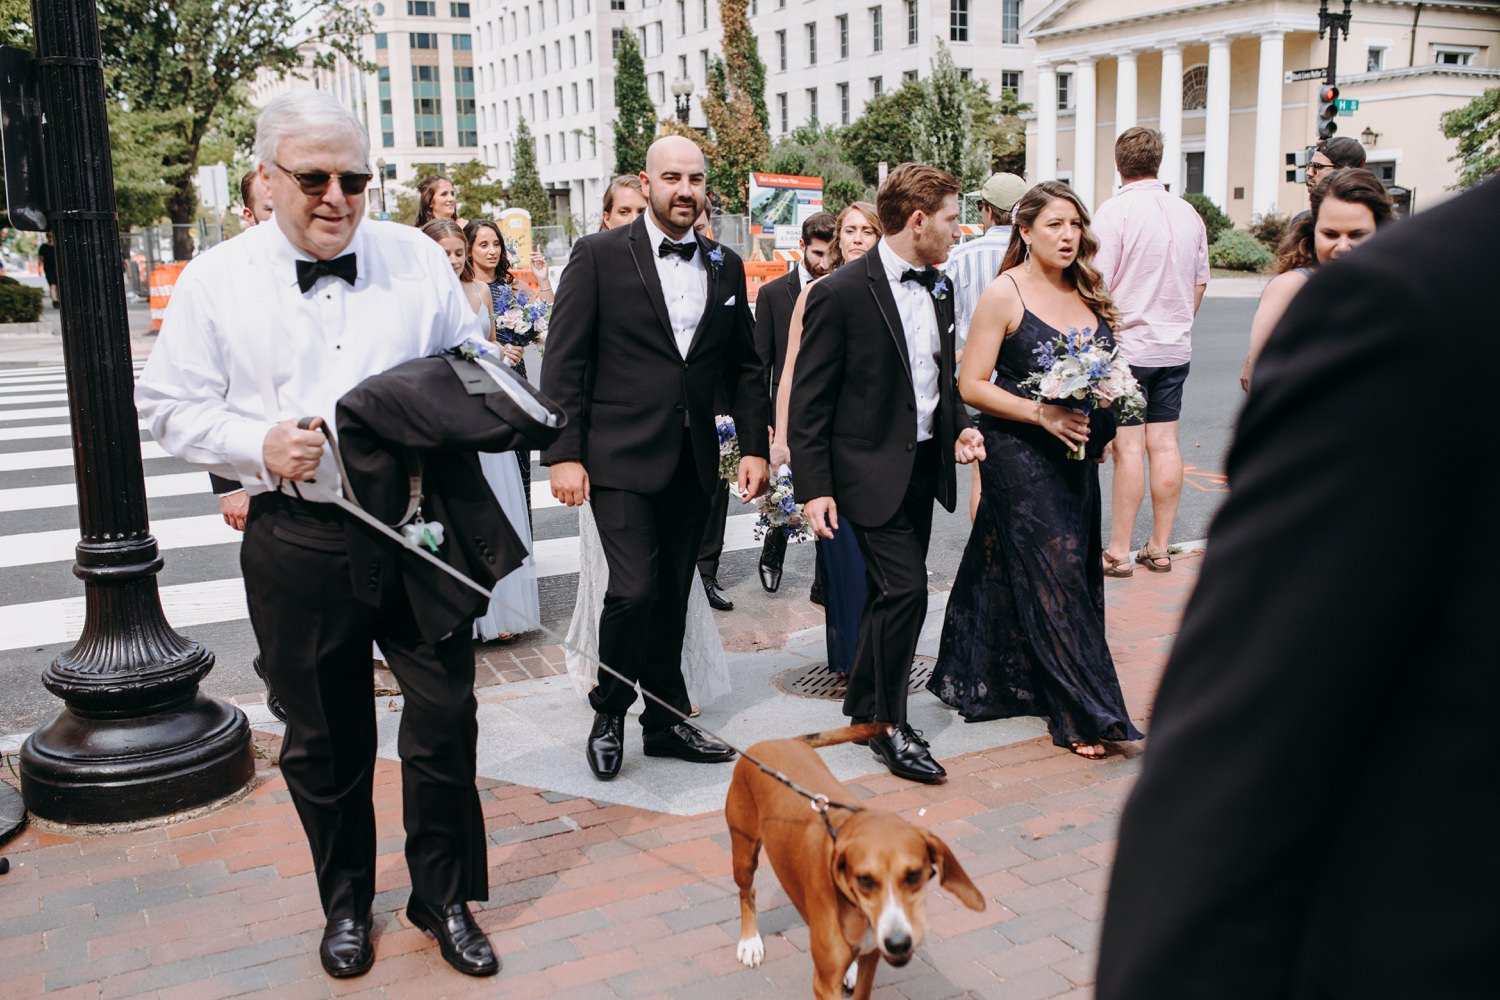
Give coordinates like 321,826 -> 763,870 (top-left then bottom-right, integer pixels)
790,163 -> 986,784
753,211 -> 835,594
542,136 -> 770,781
1096,177 -> 1500,998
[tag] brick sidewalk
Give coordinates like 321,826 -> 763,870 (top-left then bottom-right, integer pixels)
0,555 -> 1198,999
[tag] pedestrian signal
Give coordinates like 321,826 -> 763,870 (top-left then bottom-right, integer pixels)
1317,85 -> 1339,139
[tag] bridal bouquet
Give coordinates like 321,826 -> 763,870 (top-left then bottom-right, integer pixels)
1020,325 -> 1145,460
493,284 -> 550,351
716,414 -> 740,483
754,465 -> 809,543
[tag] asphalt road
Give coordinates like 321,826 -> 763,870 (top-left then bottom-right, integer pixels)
0,297 -> 1253,736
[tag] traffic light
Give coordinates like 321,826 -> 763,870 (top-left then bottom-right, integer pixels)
1317,85 -> 1340,139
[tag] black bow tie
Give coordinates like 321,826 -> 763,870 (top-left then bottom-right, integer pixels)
900,267 -> 938,290
658,238 -> 698,261
295,254 -> 358,293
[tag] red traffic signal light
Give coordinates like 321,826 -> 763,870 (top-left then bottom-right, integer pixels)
1317,85 -> 1340,138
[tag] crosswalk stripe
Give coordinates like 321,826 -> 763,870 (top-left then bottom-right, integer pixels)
0,510 -> 771,651
0,421 -> 147,443
0,471 -> 207,514
0,381 -> 70,395
0,441 -> 169,472
0,406 -> 72,423
0,393 -> 70,406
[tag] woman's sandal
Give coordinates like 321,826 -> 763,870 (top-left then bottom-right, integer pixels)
1070,742 -> 1108,760
1102,552 -> 1133,578
1136,549 -> 1172,573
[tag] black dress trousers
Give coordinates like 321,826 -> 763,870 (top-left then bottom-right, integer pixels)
241,494 -> 487,921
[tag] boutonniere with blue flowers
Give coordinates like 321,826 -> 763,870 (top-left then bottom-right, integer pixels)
706,246 -> 725,274
931,276 -> 950,301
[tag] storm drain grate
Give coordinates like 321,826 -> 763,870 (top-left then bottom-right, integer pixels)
774,655 -> 936,701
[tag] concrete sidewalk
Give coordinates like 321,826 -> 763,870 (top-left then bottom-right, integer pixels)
0,553 -> 1196,999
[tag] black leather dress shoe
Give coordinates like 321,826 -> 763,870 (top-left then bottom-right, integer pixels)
869,724 -> 947,784
758,532 -> 787,593
587,712 -> 624,780
252,654 -> 288,723
407,897 -> 499,977
703,576 -> 734,611
808,578 -> 825,607
319,913 -> 374,978
643,722 -> 738,763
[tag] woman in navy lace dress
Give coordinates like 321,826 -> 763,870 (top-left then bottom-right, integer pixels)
926,182 -> 1142,759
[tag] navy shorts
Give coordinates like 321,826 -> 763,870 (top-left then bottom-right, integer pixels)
1121,362 -> 1190,426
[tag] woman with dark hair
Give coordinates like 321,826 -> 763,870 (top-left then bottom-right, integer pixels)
415,174 -> 466,227
926,180 -> 1143,759
598,174 -> 647,231
1240,167 -> 1394,391
421,218 -> 490,316
769,200 -> 882,677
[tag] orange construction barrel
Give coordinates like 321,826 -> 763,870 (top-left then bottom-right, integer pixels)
148,261 -> 189,331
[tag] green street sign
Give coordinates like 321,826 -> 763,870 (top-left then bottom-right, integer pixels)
1337,98 -> 1360,116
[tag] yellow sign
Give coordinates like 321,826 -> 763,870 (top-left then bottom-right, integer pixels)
498,208 -> 532,270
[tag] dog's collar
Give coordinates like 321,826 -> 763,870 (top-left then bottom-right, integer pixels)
810,793 -> 862,843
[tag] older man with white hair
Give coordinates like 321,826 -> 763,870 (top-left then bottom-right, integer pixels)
136,91 -> 497,980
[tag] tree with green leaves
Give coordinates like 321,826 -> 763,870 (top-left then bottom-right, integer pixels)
765,125 -> 870,214
509,118 -> 552,225
696,1 -> 768,214
96,1 -> 370,259
720,0 -> 768,134
840,81 -> 927,186
983,86 -> 1031,177
1440,87 -> 1500,189
612,31 -> 655,176
912,42 -> 988,189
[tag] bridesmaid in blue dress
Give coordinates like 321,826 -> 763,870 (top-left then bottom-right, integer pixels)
926,181 -> 1143,759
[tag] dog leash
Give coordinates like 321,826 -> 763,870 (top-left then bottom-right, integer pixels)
290,419 -> 869,836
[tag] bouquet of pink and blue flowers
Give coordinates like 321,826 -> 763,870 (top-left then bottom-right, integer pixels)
754,465 -> 809,542
1020,325 -> 1145,460
493,283 -> 550,351
715,414 -> 740,483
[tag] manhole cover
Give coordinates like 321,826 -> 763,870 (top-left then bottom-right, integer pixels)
774,655 -> 936,701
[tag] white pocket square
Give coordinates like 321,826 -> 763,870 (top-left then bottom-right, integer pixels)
723,295 -> 737,306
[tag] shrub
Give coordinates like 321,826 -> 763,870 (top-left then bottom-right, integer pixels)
1209,228 -> 1274,272
1183,193 -> 1233,244
0,278 -> 43,323
1249,211 -> 1292,252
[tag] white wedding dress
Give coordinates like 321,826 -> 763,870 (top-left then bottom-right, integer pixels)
563,502 -> 732,707
472,449 -> 540,639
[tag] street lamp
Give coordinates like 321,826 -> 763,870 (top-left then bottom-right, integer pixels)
670,77 -> 692,124
1360,125 -> 1380,147
375,157 -> 388,217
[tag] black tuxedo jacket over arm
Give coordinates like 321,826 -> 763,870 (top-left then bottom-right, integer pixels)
788,246 -> 969,525
1096,178 -> 1500,999
752,267 -> 801,405
539,214 -> 769,495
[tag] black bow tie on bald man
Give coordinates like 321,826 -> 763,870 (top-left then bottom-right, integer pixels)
296,254 -> 358,293
658,239 -> 698,261
901,267 -> 939,291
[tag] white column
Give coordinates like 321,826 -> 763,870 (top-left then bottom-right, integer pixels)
1253,32 -> 1285,218
1072,57 -> 1098,209
1036,62 -> 1058,182
1159,45 -> 1183,193
1115,51 -> 1138,135
1203,36 -> 1232,211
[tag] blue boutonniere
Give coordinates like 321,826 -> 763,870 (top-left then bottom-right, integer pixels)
932,277 -> 950,301
707,246 -> 725,273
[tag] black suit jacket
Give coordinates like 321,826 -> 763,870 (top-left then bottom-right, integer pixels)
752,266 -> 801,406
1096,178 -> 1500,999
335,355 -> 565,644
539,214 -> 769,495
788,244 -> 969,525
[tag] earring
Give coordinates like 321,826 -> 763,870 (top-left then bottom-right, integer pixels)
1023,242 -> 1033,272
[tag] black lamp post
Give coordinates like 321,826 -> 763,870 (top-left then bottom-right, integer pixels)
17,0 -> 252,824
376,157 -> 388,218
671,77 -> 692,124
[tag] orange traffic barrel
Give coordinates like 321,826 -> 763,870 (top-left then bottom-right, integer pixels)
148,262 -> 189,331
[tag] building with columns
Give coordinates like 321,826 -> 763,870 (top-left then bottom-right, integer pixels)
1024,0 -> 1500,221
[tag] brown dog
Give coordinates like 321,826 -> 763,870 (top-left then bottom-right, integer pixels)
725,724 -> 985,999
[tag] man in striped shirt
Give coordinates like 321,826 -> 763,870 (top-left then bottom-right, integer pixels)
942,172 -> 1026,519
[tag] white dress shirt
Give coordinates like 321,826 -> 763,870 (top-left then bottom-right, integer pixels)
876,239 -> 940,443
642,211 -> 708,357
135,217 -> 484,499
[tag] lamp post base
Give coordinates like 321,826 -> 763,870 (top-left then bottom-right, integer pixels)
20,693 -> 253,826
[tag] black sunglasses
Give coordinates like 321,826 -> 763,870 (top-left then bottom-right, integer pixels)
274,162 -> 374,196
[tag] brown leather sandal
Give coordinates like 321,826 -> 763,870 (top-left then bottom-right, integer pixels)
1102,552 -> 1133,578
1136,549 -> 1172,573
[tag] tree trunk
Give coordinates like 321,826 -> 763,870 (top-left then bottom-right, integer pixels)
167,170 -> 197,261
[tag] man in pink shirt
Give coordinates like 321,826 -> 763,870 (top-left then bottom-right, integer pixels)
1092,127 -> 1209,576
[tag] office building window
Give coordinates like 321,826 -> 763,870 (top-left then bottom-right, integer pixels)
610,0 -> 624,8
701,0 -> 708,29
653,72 -> 665,103
777,91 -> 788,134
959,67 -> 971,81
1001,0 -> 1019,45
806,87 -> 818,123
454,66 -> 477,146
453,33 -> 472,50
585,30 -> 592,61
544,134 -> 552,163
412,64 -> 444,146
905,0 -> 918,45
950,0 -> 969,43
807,23 -> 817,66
869,75 -> 882,98
410,32 -> 438,49
378,66 -> 394,147
375,32 -> 388,49
677,0 -> 686,34
588,78 -> 595,108
611,26 -> 624,56
1366,45 -> 1385,72
408,0 -> 435,13
870,6 -> 883,53
1434,45 -> 1477,66
1056,71 -> 1072,111
450,1 -> 470,14
837,14 -> 848,59
776,30 -> 786,71
678,54 -> 688,79
1000,70 -> 1020,98
701,48 -> 710,81
838,81 -> 849,124
902,69 -> 917,82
